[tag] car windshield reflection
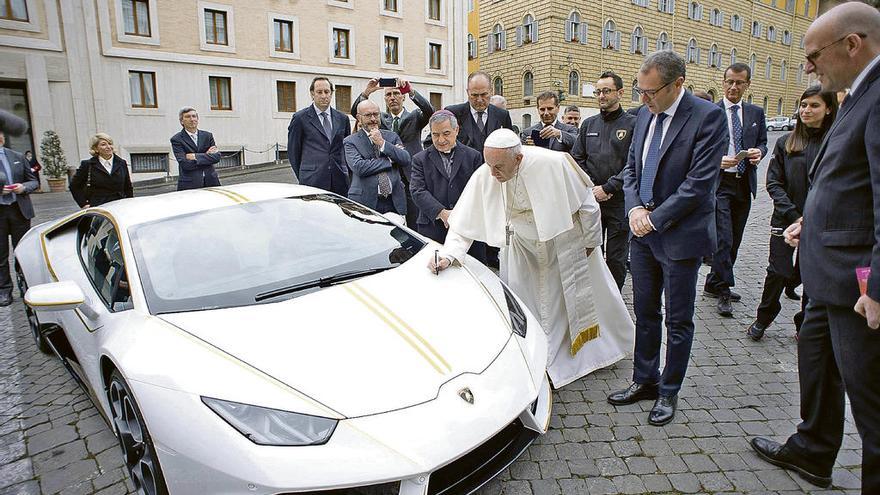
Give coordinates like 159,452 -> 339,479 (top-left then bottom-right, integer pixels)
129,194 -> 425,314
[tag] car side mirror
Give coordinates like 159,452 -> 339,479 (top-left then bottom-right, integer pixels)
25,281 -> 87,312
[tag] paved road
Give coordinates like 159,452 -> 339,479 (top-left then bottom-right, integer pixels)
0,135 -> 863,494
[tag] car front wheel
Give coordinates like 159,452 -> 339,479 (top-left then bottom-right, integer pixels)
108,369 -> 169,495
16,270 -> 50,354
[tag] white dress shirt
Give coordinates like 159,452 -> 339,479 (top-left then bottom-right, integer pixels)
186,130 -> 199,145
722,98 -> 745,173
98,156 -> 113,174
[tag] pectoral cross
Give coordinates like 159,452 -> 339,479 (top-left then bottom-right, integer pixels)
505,225 -> 514,246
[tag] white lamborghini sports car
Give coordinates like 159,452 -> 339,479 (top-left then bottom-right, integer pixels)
17,183 -> 552,495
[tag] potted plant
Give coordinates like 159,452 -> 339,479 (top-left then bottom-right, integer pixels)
40,130 -> 68,192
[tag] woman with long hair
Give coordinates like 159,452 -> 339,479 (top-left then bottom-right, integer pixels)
746,86 -> 838,341
70,133 -> 134,208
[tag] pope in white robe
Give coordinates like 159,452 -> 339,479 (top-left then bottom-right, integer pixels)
428,128 -> 635,388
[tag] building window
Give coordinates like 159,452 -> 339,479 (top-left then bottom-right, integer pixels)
688,2 -> 703,20
430,92 -> 442,111
730,14 -> 742,32
730,47 -> 737,65
467,0 -> 474,12
204,9 -> 228,45
522,114 -> 532,128
785,0 -> 795,12
767,25 -> 776,42
804,0 -> 810,16
128,70 -> 156,108
707,89 -> 716,101
122,0 -> 149,35
751,21 -> 760,38
777,97 -> 783,115
568,71 -> 579,96
428,42 -> 442,70
566,11 -> 587,44
708,43 -> 719,67
657,0 -> 675,14
765,57 -> 772,79
384,36 -> 399,65
384,0 -> 398,11
602,20 -> 620,50
800,35 -> 805,49
333,27 -> 350,58
783,30 -> 792,45
130,153 -> 168,173
274,19 -> 293,52
493,76 -> 503,96
488,23 -> 505,53
686,38 -> 699,64
276,81 -> 296,113
780,60 -> 787,81
710,8 -> 722,26
427,0 -> 440,21
335,85 -> 351,111
797,63 -> 804,83
630,26 -> 646,54
523,71 -> 533,97
467,33 -> 477,59
517,13 -> 537,45
632,0 -> 648,7
632,79 -> 640,102
750,53 -> 756,74
656,31 -> 672,51
209,76 -> 232,110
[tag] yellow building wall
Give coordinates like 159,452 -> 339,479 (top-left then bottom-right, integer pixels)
468,1 -> 480,73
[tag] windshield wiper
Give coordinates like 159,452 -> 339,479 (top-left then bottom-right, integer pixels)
254,267 -> 394,302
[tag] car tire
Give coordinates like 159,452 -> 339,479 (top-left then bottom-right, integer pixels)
16,270 -> 51,354
108,369 -> 170,495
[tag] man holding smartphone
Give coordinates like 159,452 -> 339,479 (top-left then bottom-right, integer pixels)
0,131 -> 38,306
350,77 -> 434,226
704,62 -> 768,317
519,91 -> 577,152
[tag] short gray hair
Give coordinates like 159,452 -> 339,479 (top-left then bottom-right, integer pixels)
428,109 -> 458,129
489,95 -> 507,106
178,106 -> 197,120
641,50 -> 686,84
504,143 -> 523,159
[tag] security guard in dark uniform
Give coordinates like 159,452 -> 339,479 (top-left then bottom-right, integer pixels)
571,71 -> 637,290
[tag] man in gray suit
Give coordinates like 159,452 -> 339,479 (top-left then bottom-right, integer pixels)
0,131 -> 38,306
520,91 -> 578,153
350,78 -> 434,226
344,100 -> 411,217
750,4 -> 880,492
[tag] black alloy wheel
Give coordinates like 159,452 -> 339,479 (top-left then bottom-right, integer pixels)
107,370 -> 169,495
15,271 -> 50,354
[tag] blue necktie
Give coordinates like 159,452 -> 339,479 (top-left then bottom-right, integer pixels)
730,104 -> 747,176
639,112 -> 668,205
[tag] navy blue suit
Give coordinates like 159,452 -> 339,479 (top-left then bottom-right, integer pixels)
287,105 -> 351,196
783,61 -> 880,493
705,101 -> 768,296
344,129 -> 411,215
623,90 -> 728,396
170,129 -> 221,191
410,144 -> 486,263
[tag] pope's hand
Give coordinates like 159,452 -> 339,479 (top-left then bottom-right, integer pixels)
855,294 -> 880,329
427,256 -> 451,274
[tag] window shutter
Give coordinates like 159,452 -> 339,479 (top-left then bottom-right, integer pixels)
615,31 -> 621,50
696,47 -> 702,64
579,23 -> 588,44
532,20 -> 538,42
565,20 -> 572,42
516,26 -> 523,46
487,34 -> 494,54
500,30 -> 507,50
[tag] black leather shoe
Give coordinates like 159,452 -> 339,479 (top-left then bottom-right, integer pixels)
607,382 -> 659,406
747,321 -> 766,341
703,289 -> 741,301
0,294 -> 12,307
717,295 -> 733,317
750,437 -> 832,488
648,395 -> 677,426
785,286 -> 801,300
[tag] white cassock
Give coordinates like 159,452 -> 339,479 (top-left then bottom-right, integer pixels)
440,145 -> 635,388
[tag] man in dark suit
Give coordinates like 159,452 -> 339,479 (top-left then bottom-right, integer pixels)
520,91 -> 578,153
445,71 -> 513,157
410,110 -> 486,263
287,76 -> 351,196
350,78 -> 434,227
0,131 -> 38,306
750,4 -> 880,491
170,107 -> 221,191
704,63 -> 768,317
344,100 -> 411,217
608,51 -> 727,426
571,71 -> 637,291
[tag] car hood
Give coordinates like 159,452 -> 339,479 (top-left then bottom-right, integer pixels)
158,256 -> 515,417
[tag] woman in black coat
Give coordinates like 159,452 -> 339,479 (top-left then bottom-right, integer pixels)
71,133 -> 134,208
746,86 -> 838,341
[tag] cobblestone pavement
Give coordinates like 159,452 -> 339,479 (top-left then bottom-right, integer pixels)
0,140 -> 864,494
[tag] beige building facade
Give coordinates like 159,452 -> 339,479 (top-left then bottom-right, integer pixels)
473,0 -> 820,128
0,0 -> 468,184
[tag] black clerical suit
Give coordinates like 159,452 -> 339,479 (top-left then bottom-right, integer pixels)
571,107 -> 637,290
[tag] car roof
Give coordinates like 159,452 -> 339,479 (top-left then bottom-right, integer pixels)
91,183 -> 328,229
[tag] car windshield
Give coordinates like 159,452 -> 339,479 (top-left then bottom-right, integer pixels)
129,194 -> 426,314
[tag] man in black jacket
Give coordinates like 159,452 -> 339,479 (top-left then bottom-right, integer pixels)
570,72 -> 636,290
445,72 -> 513,157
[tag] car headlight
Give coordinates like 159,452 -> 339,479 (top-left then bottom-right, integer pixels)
202,397 -> 338,446
501,284 -> 528,338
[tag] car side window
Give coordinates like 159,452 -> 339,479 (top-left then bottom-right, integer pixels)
78,216 -> 133,312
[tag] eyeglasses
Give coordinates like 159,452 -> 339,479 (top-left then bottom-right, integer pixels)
633,80 -> 672,100
359,112 -> 381,119
595,88 -> 619,96
723,79 -> 749,87
805,33 -> 866,65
